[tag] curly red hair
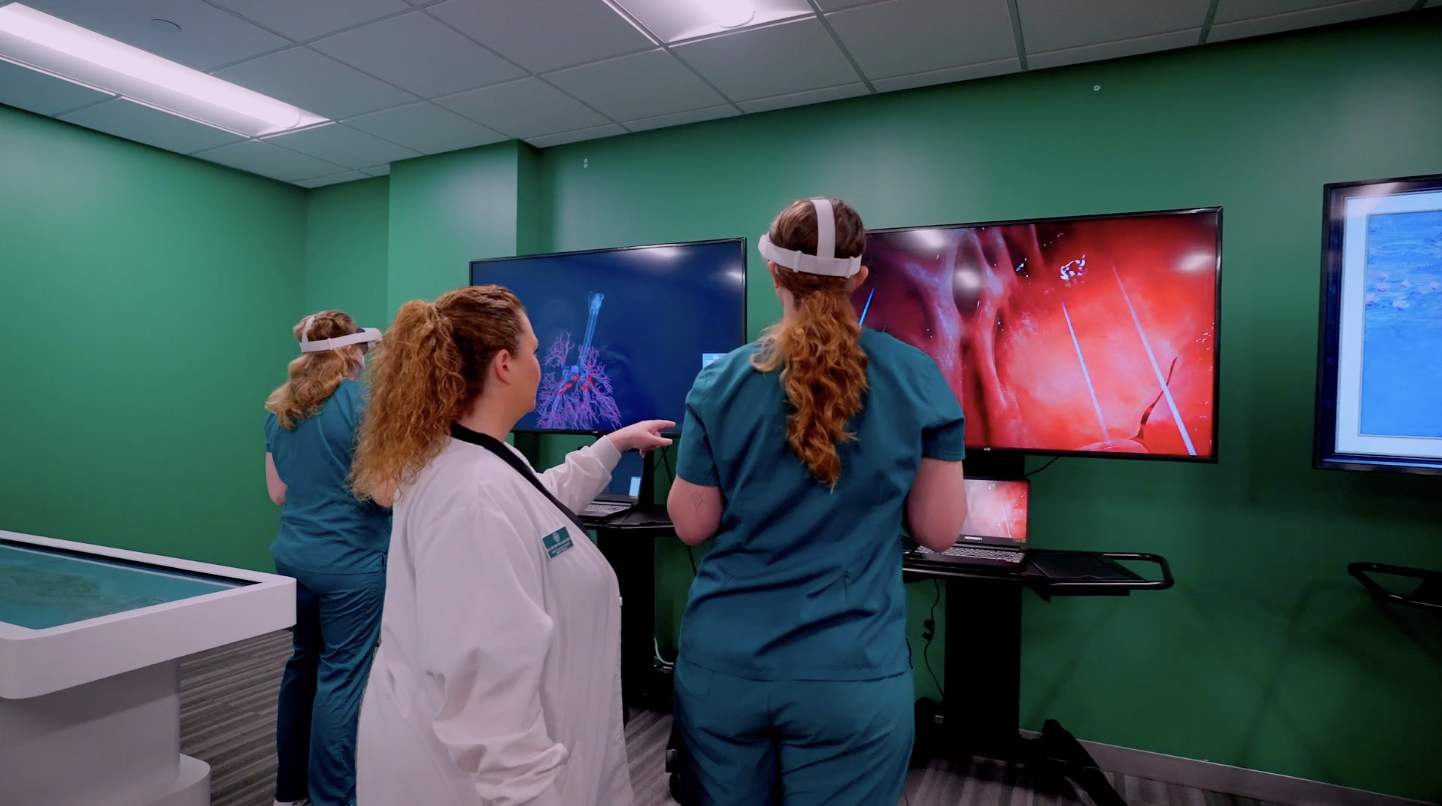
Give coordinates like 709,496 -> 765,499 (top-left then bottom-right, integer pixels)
352,286 -> 526,501
752,198 -> 868,487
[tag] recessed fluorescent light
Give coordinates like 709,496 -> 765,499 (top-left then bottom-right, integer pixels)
608,0 -> 811,43
696,0 -> 754,28
0,4 -> 326,137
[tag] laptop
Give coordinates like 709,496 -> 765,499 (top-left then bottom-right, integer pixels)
905,478 -> 1030,570
581,450 -> 644,520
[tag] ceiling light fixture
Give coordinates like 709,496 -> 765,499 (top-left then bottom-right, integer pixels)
0,4 -> 326,137
694,0 -> 754,28
607,0 -> 809,43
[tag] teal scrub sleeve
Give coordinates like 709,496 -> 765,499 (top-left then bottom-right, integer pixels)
264,412 -> 278,452
920,363 -> 966,461
675,377 -> 720,487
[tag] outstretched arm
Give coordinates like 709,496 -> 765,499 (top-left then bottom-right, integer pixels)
534,420 -> 673,512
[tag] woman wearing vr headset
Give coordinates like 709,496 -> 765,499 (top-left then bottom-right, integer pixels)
263,310 -> 391,806
349,286 -> 670,806
667,198 -> 970,806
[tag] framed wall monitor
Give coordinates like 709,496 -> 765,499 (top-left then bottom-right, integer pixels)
852,208 -> 1222,462
470,239 -> 748,436
1314,173 -> 1442,475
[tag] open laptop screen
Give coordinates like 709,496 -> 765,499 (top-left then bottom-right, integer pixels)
603,450 -> 644,499
960,479 -> 1030,544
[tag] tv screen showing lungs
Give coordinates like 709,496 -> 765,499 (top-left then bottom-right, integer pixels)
852,208 -> 1222,461
471,239 -> 748,435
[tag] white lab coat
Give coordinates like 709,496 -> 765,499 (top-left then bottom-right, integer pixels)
356,435 -> 635,806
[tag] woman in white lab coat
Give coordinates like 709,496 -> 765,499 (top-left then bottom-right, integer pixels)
350,285 -> 671,806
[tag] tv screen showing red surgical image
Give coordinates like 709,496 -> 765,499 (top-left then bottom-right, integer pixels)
961,479 -> 1029,542
853,209 -> 1221,460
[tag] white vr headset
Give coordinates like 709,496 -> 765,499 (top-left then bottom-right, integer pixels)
757,197 -> 863,278
299,315 -> 383,354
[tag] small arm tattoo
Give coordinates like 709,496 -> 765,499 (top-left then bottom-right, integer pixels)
691,492 -> 704,512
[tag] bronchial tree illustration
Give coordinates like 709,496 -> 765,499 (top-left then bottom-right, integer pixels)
537,292 -> 622,431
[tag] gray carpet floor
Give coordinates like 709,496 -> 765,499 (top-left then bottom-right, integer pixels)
180,631 -> 1280,806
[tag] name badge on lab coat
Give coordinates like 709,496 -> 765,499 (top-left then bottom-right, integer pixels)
542,528 -> 573,559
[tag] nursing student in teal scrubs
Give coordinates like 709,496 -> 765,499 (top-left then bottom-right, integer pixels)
667,198 -> 970,806
263,310 -> 390,806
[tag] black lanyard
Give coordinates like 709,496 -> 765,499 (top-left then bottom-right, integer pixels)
450,423 -> 588,534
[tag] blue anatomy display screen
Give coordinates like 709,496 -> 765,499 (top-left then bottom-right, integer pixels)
472,240 -> 747,433
0,541 -> 243,630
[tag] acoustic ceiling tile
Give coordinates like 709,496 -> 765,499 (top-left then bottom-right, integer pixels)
1215,0 -> 1400,23
737,82 -> 869,114
1209,0 -> 1414,41
311,11 -> 524,97
622,104 -> 738,132
870,58 -> 1020,92
344,101 -> 508,154
1027,28 -> 1200,70
436,78 -> 610,139
429,0 -> 654,73
827,0 -> 1017,79
264,123 -> 421,169
525,123 -> 627,148
673,18 -> 860,102
1017,0 -> 1210,53
207,0 -> 410,41
297,170 -> 371,188
193,139 -> 345,182
546,49 -> 726,122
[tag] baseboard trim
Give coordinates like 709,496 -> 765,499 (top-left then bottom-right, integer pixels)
1018,730 -> 1437,806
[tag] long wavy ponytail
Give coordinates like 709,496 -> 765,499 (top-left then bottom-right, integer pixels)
752,198 -> 868,487
266,310 -> 364,431
352,286 -> 525,500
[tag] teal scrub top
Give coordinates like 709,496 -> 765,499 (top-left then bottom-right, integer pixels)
676,329 -> 966,682
264,379 -> 391,574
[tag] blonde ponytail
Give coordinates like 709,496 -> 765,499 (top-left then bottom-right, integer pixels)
266,310 -> 363,431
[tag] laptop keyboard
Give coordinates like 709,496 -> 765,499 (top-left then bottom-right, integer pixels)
582,500 -> 632,518
916,545 -> 1024,563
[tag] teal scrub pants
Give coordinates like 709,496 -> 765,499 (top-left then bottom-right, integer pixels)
273,560 -> 385,806
673,660 -> 914,806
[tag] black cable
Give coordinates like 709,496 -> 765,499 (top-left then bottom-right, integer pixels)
686,545 -> 698,576
923,579 -> 942,701
1025,456 -> 1061,478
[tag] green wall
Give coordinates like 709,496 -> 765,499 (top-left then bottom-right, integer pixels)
5,6 -> 1440,800
0,106 -> 307,572
530,10 -> 1442,800
305,176 -> 389,329
387,140 -> 542,312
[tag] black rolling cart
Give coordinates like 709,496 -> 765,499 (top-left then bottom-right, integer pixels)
903,549 -> 1173,806
580,450 -> 678,713
893,450 -> 1177,806
1349,562 -> 1442,615
586,506 -> 678,712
